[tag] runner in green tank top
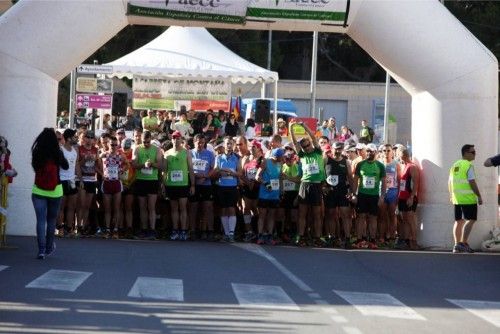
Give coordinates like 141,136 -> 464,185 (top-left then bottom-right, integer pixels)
163,131 -> 195,241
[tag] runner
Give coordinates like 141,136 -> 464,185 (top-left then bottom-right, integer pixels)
214,136 -> 242,242
323,141 -> 354,248
119,138 -> 136,238
132,130 -> 162,240
164,131 -> 195,241
289,122 -> 326,247
255,148 -> 284,245
100,136 -> 128,238
398,147 -> 420,250
352,143 -> 386,249
189,134 -> 216,240
239,139 -> 262,242
281,150 -> 301,242
76,130 -> 102,236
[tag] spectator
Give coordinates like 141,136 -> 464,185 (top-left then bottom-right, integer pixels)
172,112 -> 194,139
202,112 -> 218,141
277,118 -> 288,137
31,128 -> 69,259
338,125 -> 351,142
245,118 -> 256,140
224,113 -> 240,137
57,111 -> 69,129
142,109 -> 159,132
359,119 -> 375,144
120,107 -> 141,131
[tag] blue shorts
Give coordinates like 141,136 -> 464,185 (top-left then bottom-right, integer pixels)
384,188 -> 399,204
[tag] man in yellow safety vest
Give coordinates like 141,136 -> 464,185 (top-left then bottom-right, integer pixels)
448,144 -> 483,253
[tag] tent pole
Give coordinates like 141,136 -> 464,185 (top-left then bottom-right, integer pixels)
273,80 -> 278,135
260,81 -> 265,98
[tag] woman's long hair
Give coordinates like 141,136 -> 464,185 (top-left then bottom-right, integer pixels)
31,128 -> 60,171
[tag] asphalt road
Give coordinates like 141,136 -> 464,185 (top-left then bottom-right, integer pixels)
0,236 -> 499,334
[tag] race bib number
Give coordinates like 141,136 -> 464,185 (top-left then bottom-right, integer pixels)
171,170 -> 183,182
106,165 -> 119,180
283,180 -> 296,191
193,159 -> 207,172
305,162 -> 319,175
399,179 -> 406,191
363,176 -> 376,189
270,179 -> 280,191
246,168 -> 257,180
120,170 -> 129,182
84,160 -> 95,168
141,167 -> 153,175
386,172 -> 396,188
326,175 -> 339,187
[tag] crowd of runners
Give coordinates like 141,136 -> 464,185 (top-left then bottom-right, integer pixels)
52,115 -> 420,250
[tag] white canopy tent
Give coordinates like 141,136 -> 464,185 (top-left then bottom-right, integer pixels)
106,26 -> 279,129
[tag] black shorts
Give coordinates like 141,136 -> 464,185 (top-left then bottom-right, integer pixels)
165,186 -> 190,200
454,204 -> 477,221
122,183 -> 135,196
298,182 -> 322,207
134,179 -> 159,197
190,185 -> 214,202
324,187 -> 349,208
258,199 -> 280,209
282,191 -> 299,209
61,180 -> 78,196
240,184 -> 260,200
215,186 -> 239,208
79,181 -> 97,195
356,192 -> 379,216
398,197 -> 418,212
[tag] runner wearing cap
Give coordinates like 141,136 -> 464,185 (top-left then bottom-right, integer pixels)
281,148 -> 301,241
132,130 -> 162,240
378,143 -> 401,247
255,148 -> 284,245
323,141 -> 354,248
240,139 -> 263,242
189,134 -> 216,240
164,130 -> 195,241
214,136 -> 242,242
352,143 -> 386,249
289,122 -> 326,247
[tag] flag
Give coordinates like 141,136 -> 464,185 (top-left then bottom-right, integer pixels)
232,95 -> 241,121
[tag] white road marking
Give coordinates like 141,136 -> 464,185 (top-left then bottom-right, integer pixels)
26,270 -> 92,292
343,326 -> 364,334
333,290 -> 426,320
128,277 -> 183,301
233,243 -> 313,292
0,265 -> 8,272
331,315 -> 348,323
232,283 -> 300,311
447,299 -> 500,328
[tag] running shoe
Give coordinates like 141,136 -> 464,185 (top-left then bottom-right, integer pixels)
179,230 -> 187,241
313,238 -> 327,248
368,241 -> 378,249
243,231 -> 256,243
148,230 -> 158,241
294,235 -> 306,247
95,228 -> 104,238
228,232 -> 235,243
103,229 -> 111,239
112,229 -> 119,239
37,253 -> 45,260
170,230 -> 179,241
462,242 -> 474,253
45,243 -> 56,257
452,243 -> 466,253
256,234 -> 265,245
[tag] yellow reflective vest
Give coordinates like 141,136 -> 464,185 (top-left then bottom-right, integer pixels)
449,159 -> 477,205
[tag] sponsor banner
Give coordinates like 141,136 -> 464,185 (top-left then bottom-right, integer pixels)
133,76 -> 231,110
247,0 -> 347,23
191,100 -> 230,111
76,78 -> 113,93
76,94 -> 112,109
127,0 -> 249,24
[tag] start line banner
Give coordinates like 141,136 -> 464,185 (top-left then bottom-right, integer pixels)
127,0 -> 348,25
132,76 -> 231,111
127,0 -> 249,24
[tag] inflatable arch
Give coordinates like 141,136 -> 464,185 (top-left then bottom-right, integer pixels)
0,0 -> 497,248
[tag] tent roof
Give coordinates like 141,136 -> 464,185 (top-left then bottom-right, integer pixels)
106,26 -> 278,84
